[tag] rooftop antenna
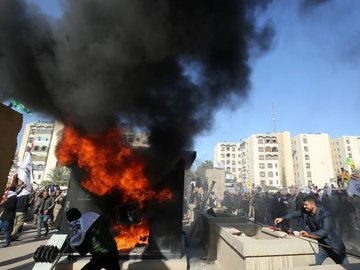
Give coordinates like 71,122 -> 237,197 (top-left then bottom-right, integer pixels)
272,102 -> 276,133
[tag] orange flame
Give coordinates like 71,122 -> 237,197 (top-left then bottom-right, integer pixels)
56,126 -> 173,250
113,219 -> 150,251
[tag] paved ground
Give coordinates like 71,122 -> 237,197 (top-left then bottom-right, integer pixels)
0,223 -> 57,270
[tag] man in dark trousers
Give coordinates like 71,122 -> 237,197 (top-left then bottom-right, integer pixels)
66,208 -> 120,270
0,185 -> 17,247
35,189 -> 54,238
274,195 -> 349,265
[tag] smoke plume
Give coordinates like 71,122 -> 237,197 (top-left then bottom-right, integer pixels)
0,0 -> 274,174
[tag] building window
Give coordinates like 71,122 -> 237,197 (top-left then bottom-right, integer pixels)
275,163 -> 278,168
304,146 -> 308,152
258,139 -> 263,144
349,153 -> 352,158
221,154 -> 225,158
226,160 -> 230,165
221,147 -> 225,151
305,154 -> 309,160
268,172 -> 273,177
260,180 -> 266,186
41,146 -> 46,151
38,174 -> 41,179
221,160 -> 225,164
269,180 -> 273,185
346,139 -> 350,144
307,171 -> 311,177
34,146 -> 39,151
303,138 -> 308,143
259,155 -> 264,160
232,161 -> 236,165
232,168 -> 236,172
259,163 -> 265,169
306,163 -> 310,169
267,163 -> 273,168
226,146 -> 230,151
276,172 -> 278,176
347,146 -> 351,151
232,154 -> 235,158
272,147 -> 278,152
258,147 -> 264,152
260,172 -> 265,177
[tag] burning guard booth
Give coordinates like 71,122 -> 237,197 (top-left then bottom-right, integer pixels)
59,150 -> 196,260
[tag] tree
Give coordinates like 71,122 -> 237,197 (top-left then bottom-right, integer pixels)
46,166 -> 71,186
195,160 -> 214,181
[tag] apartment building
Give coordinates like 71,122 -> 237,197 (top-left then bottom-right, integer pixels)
214,142 -> 244,178
214,132 -> 294,188
332,136 -> 360,174
215,132 -> 360,189
17,121 -> 63,184
292,133 -> 335,188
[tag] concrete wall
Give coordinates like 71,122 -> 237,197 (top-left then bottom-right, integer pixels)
0,104 -> 23,192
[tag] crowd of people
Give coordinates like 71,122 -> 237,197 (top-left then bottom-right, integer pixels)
0,178 -> 67,248
185,177 -> 359,241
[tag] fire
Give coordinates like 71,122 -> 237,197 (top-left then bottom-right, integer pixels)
57,126 -> 173,250
113,219 -> 150,251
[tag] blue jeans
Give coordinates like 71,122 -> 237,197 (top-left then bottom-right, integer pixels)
0,220 -> 13,243
316,246 -> 349,265
36,214 -> 50,237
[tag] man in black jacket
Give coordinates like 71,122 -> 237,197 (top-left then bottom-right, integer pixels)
11,181 -> 30,240
274,195 -> 349,265
0,185 -> 17,247
66,208 -> 120,270
35,190 -> 54,238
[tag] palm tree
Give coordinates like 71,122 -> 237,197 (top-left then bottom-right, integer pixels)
46,166 -> 71,186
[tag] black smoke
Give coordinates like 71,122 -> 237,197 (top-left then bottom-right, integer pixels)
0,0 -> 274,175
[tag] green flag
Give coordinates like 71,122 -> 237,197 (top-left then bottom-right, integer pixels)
9,98 -> 32,114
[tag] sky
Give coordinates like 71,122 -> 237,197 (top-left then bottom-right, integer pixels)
12,0 -> 360,164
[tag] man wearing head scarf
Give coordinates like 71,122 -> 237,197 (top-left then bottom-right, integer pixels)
66,208 -> 120,270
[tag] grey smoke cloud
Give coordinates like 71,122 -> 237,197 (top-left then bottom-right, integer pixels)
0,0 -> 274,173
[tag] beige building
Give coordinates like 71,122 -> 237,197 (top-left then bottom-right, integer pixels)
292,133 -> 335,188
18,121 -> 64,185
246,132 -> 294,188
332,136 -> 360,174
214,132 -> 295,188
214,142 -> 243,177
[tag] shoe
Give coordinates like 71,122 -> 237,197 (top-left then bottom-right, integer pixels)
2,242 -> 10,248
35,235 -> 41,239
44,230 -> 49,237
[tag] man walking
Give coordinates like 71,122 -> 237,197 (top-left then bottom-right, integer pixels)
11,181 -> 30,240
35,190 -> 54,238
274,195 -> 349,265
0,185 -> 17,247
